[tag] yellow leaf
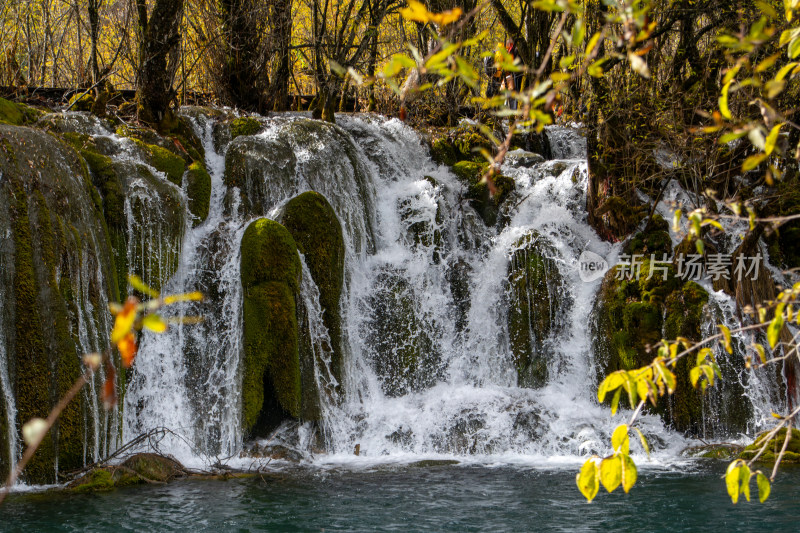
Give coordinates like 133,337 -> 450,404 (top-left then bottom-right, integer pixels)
719,324 -> 733,354
163,292 -> 204,305
672,209 -> 682,233
576,458 -> 600,502
600,455 -> 622,493
621,454 -> 638,493
612,424 -> 630,455
765,124 -> 783,155
129,274 -> 159,298
720,80 -> 733,119
142,314 -> 168,333
767,314 -> 784,349
757,472 -> 771,503
634,428 -> 650,458
110,297 -> 139,344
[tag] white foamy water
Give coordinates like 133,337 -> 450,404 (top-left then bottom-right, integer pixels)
118,113 -> 785,471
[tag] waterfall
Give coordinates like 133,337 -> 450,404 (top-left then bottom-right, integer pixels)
0,259 -> 19,475
117,112 -> 787,468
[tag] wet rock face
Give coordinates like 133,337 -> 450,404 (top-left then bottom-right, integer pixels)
363,267 -> 444,397
0,124 -> 117,483
505,231 -> 569,389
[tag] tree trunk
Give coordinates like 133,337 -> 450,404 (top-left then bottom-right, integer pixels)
136,0 -> 184,129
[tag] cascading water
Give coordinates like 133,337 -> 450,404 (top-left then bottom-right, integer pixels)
118,112 -> 787,470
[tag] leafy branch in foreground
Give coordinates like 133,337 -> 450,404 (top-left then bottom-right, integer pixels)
0,276 -> 202,505
578,279 -> 800,504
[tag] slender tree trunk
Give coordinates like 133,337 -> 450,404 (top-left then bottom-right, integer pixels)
136,0 -> 184,129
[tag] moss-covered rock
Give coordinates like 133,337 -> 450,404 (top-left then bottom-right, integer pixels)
185,161 -> 211,226
0,124 -> 117,483
68,92 -> 95,112
241,219 -> 303,436
0,98 -> 42,126
593,223 -> 750,436
133,138 -> 186,186
451,161 -> 515,227
452,125 -> 492,161
230,117 -> 263,139
278,192 -> 345,405
68,453 -> 185,493
506,232 -> 567,388
430,137 -> 459,167
364,267 -> 443,397
739,428 -> 800,464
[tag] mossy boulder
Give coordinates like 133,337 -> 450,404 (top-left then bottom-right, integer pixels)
506,232 -> 567,388
452,124 -> 492,161
364,267 -> 443,397
739,428 -> 800,464
430,137 -> 459,167
133,138 -> 186,186
68,453 -> 185,493
230,117 -> 263,139
0,98 -> 41,126
278,192 -> 345,404
451,161 -> 515,227
68,92 -> 95,112
624,214 -> 672,256
0,124 -> 117,483
185,161 -> 212,226
241,219 -> 303,436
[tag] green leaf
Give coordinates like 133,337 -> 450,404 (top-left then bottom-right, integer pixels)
621,454 -> 638,493
600,455 -> 622,493
612,424 -> 630,455
757,472 -> 771,503
142,313 -> 168,333
719,324 -> 733,354
576,458 -> 600,502
767,314 -> 784,349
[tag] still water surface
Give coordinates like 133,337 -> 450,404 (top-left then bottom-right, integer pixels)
1,462 -> 799,532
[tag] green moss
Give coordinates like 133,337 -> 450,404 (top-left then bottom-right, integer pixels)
72,469 -> 115,493
453,128 -> 491,161
68,92 -> 95,112
230,117 -> 263,139
279,192 -> 345,406
133,139 -> 186,185
739,428 -> 800,464
185,161 -> 211,225
0,98 -> 41,125
506,232 -> 565,388
0,97 -> 24,125
451,161 -> 482,182
241,219 -> 303,435
9,182 -> 53,483
120,453 -> 184,482
365,269 -> 440,397
240,219 -> 302,290
430,138 -> 459,166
